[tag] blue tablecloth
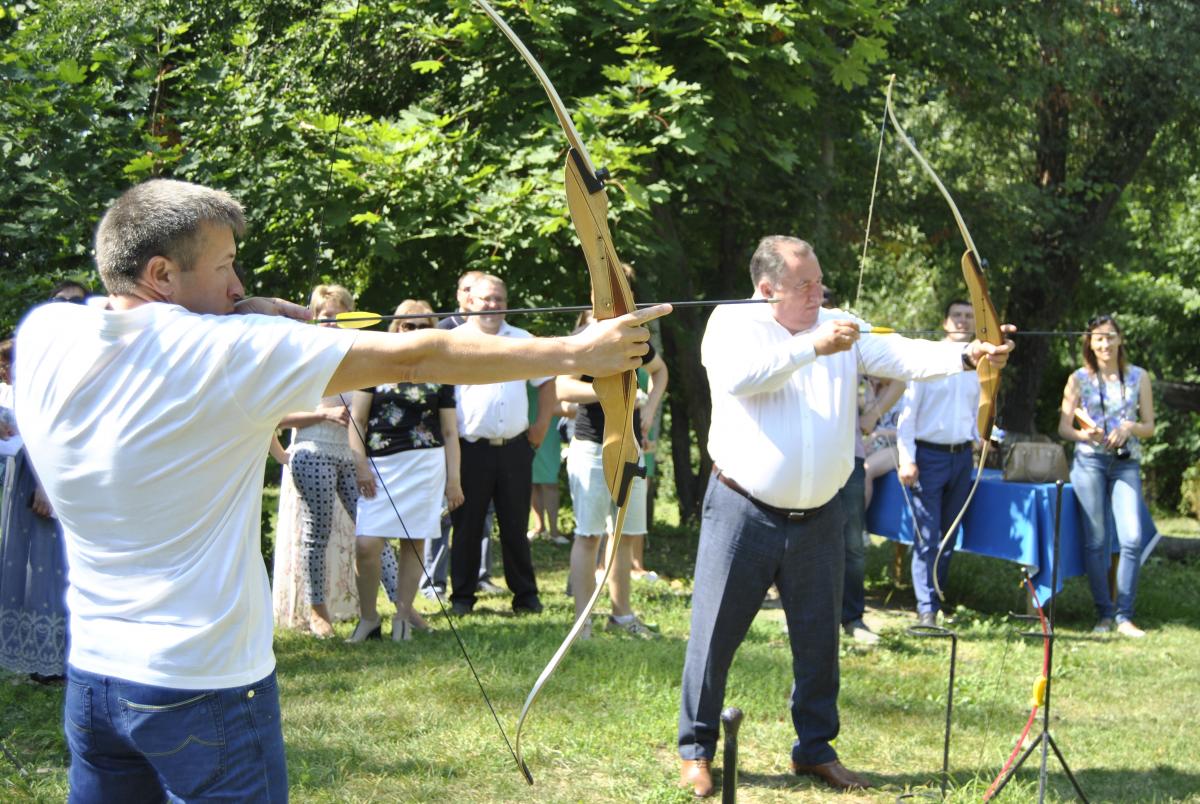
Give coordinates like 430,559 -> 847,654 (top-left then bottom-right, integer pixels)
865,468 -> 1158,603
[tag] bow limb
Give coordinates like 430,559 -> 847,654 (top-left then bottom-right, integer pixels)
883,76 -> 1005,600
474,0 -> 643,784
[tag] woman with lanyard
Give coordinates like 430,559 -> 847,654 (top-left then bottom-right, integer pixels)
1058,314 -> 1155,637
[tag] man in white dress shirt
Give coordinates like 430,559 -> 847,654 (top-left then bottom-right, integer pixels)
677,236 -> 1012,796
449,275 -> 557,615
896,300 -> 981,626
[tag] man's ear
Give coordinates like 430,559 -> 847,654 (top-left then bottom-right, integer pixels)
141,255 -> 176,299
757,279 -> 775,299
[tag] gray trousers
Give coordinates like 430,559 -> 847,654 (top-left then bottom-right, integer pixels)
678,475 -> 846,766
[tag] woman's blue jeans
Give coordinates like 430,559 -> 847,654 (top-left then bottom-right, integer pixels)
1070,451 -> 1144,622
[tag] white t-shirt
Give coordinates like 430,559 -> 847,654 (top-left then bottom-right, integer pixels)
14,302 -> 356,689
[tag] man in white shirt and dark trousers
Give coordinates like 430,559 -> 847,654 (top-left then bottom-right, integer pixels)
896,300 -> 981,627
449,274 -> 557,615
677,237 -> 1012,797
422,269 -> 497,600
14,179 -> 665,802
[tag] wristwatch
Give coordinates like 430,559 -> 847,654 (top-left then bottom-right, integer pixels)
961,346 -> 978,371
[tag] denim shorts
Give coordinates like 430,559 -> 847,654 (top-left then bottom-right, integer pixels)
64,665 -> 287,802
567,439 -> 647,536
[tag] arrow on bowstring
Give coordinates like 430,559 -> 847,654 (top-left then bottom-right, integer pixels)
315,297 -> 779,328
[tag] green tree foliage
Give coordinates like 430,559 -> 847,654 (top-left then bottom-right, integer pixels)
878,0 -> 1200,509
1,0 -> 1196,515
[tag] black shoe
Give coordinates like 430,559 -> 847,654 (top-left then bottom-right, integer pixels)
449,601 -> 474,617
513,599 -> 543,615
29,673 -> 65,686
917,611 -> 937,628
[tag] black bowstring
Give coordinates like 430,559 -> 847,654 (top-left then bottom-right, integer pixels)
336,393 -> 521,766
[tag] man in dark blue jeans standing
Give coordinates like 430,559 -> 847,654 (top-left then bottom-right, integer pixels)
897,300 -> 982,626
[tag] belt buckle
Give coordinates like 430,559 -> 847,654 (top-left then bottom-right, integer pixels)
787,510 -> 810,522
487,437 -> 504,447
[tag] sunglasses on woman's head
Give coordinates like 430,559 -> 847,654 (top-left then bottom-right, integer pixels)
51,296 -> 86,304
399,322 -> 432,332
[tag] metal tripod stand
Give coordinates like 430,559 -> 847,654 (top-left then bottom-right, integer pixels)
987,481 -> 1088,803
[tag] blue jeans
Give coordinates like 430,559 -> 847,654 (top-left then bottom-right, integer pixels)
678,476 -> 845,766
64,666 -> 287,803
910,445 -> 973,615
840,458 -> 867,625
421,506 -> 494,593
1071,452 -> 1144,622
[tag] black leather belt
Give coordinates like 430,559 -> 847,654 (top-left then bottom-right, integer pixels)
466,431 -> 527,447
916,439 -> 973,454
712,465 -> 827,522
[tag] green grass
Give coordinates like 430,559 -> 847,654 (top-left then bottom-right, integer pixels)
4,516 -> 1200,802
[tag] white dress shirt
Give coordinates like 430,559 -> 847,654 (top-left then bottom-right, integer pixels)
895,367 -> 980,465
454,321 -> 551,441
702,302 -> 966,509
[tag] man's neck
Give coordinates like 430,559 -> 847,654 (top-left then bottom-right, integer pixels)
109,293 -> 154,311
469,317 -> 504,336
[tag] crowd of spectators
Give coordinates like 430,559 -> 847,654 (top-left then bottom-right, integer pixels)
264,270 -> 669,643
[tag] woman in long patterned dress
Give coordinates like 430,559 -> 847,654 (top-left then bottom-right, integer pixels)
0,338 -> 68,681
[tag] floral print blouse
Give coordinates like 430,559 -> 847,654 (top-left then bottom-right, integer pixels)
363,382 -> 456,457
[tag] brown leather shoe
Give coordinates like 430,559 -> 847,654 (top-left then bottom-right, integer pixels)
791,759 -> 873,791
680,758 -> 714,798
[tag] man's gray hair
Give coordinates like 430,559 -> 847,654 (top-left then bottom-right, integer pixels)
748,236 -> 815,288
470,273 -> 506,293
94,179 -> 246,295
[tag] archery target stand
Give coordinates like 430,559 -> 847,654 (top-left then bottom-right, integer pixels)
987,481 -> 1089,803
896,623 -> 958,802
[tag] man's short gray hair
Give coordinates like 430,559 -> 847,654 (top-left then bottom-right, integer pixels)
748,235 -> 815,288
470,273 -> 506,293
94,179 -> 246,295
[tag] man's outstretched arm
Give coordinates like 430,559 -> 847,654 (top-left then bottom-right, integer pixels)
324,305 -> 672,397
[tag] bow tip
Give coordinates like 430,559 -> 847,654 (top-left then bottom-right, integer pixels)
518,758 -> 535,786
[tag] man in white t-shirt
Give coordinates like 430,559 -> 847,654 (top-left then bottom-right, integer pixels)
14,179 -> 667,802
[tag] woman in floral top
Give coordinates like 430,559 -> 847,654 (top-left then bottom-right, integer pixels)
1057,314 -> 1155,637
348,300 -> 464,641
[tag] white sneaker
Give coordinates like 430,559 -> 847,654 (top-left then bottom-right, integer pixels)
606,615 -> 660,639
1116,620 -> 1146,638
477,579 -> 506,596
392,615 -> 412,642
1093,618 -> 1115,634
843,621 -> 881,645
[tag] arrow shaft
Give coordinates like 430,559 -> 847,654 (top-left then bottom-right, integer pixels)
314,297 -> 776,325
